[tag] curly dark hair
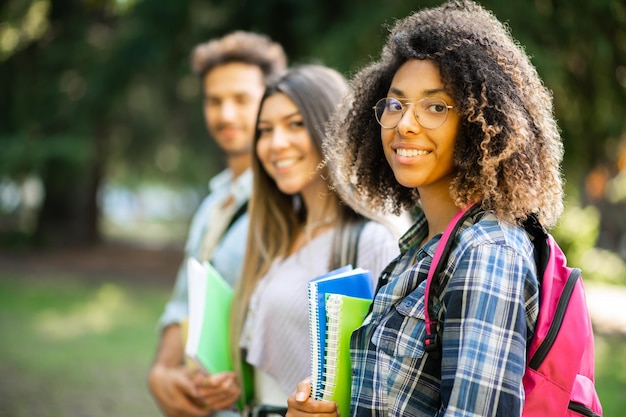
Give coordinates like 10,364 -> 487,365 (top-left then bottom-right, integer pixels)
325,0 -> 564,228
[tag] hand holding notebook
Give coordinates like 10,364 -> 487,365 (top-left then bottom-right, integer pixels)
322,293 -> 371,417
307,266 -> 374,415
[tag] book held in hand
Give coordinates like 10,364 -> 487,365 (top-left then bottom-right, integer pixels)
322,293 -> 371,417
185,258 -> 233,374
307,266 -> 374,406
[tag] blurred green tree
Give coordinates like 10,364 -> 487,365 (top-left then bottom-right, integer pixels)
0,0 -> 624,248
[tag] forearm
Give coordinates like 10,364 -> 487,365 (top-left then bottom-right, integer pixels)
149,323 -> 185,404
153,324 -> 185,367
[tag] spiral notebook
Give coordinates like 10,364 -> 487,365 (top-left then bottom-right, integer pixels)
322,293 -> 372,417
307,267 -> 374,402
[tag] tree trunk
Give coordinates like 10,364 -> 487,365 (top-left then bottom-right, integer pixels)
34,135 -> 104,248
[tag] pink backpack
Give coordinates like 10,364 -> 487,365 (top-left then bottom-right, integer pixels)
424,204 -> 603,416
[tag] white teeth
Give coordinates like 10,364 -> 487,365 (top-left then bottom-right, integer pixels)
275,158 -> 297,168
396,148 -> 429,157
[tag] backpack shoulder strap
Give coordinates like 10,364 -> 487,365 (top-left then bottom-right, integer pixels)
225,200 -> 248,233
521,213 -> 549,283
329,217 -> 367,269
347,218 -> 367,267
424,203 -> 482,355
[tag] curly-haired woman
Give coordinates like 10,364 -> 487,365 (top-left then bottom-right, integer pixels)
287,1 -> 564,416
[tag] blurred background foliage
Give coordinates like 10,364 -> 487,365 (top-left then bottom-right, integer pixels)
1,0 -> 625,282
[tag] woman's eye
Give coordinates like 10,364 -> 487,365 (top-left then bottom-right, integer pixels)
290,120 -> 305,129
257,126 -> 272,136
427,103 -> 446,113
388,99 -> 403,112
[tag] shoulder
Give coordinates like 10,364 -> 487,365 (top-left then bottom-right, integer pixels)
356,221 -> 401,274
449,212 -> 537,286
208,169 -> 234,192
193,170 -> 234,216
457,212 -> 533,257
360,220 -> 399,244
188,193 -> 218,227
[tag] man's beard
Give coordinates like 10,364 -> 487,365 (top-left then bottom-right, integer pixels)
224,145 -> 252,158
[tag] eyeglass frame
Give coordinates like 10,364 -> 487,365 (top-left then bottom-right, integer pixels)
373,97 -> 455,130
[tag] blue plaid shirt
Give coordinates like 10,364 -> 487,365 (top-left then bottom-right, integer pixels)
350,211 -> 539,417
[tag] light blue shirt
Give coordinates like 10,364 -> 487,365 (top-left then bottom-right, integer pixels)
158,168 -> 252,329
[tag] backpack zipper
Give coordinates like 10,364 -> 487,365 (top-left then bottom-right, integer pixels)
568,400 -> 601,417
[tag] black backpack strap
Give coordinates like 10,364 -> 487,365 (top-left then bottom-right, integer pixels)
225,200 -> 248,233
521,213 -> 549,284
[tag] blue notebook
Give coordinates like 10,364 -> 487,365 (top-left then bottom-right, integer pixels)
308,266 -> 374,399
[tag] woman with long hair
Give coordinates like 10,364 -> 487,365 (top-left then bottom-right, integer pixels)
230,64 -> 407,415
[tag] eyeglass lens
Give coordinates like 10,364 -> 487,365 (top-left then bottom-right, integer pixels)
374,97 -> 451,129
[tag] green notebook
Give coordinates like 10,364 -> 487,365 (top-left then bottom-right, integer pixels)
184,258 -> 254,409
321,293 -> 372,417
185,258 -> 233,374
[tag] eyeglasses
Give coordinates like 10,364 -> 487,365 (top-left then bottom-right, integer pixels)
373,97 -> 454,129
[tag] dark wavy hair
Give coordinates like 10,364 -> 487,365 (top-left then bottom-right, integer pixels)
191,31 -> 286,82
325,0 -> 564,228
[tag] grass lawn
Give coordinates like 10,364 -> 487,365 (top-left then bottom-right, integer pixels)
594,332 -> 626,416
0,272 -> 624,416
0,273 -> 169,417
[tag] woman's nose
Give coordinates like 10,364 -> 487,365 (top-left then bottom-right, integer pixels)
396,104 -> 422,137
269,127 -> 290,149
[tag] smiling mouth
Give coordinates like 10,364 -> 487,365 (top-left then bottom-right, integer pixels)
274,158 -> 298,169
396,148 -> 430,157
